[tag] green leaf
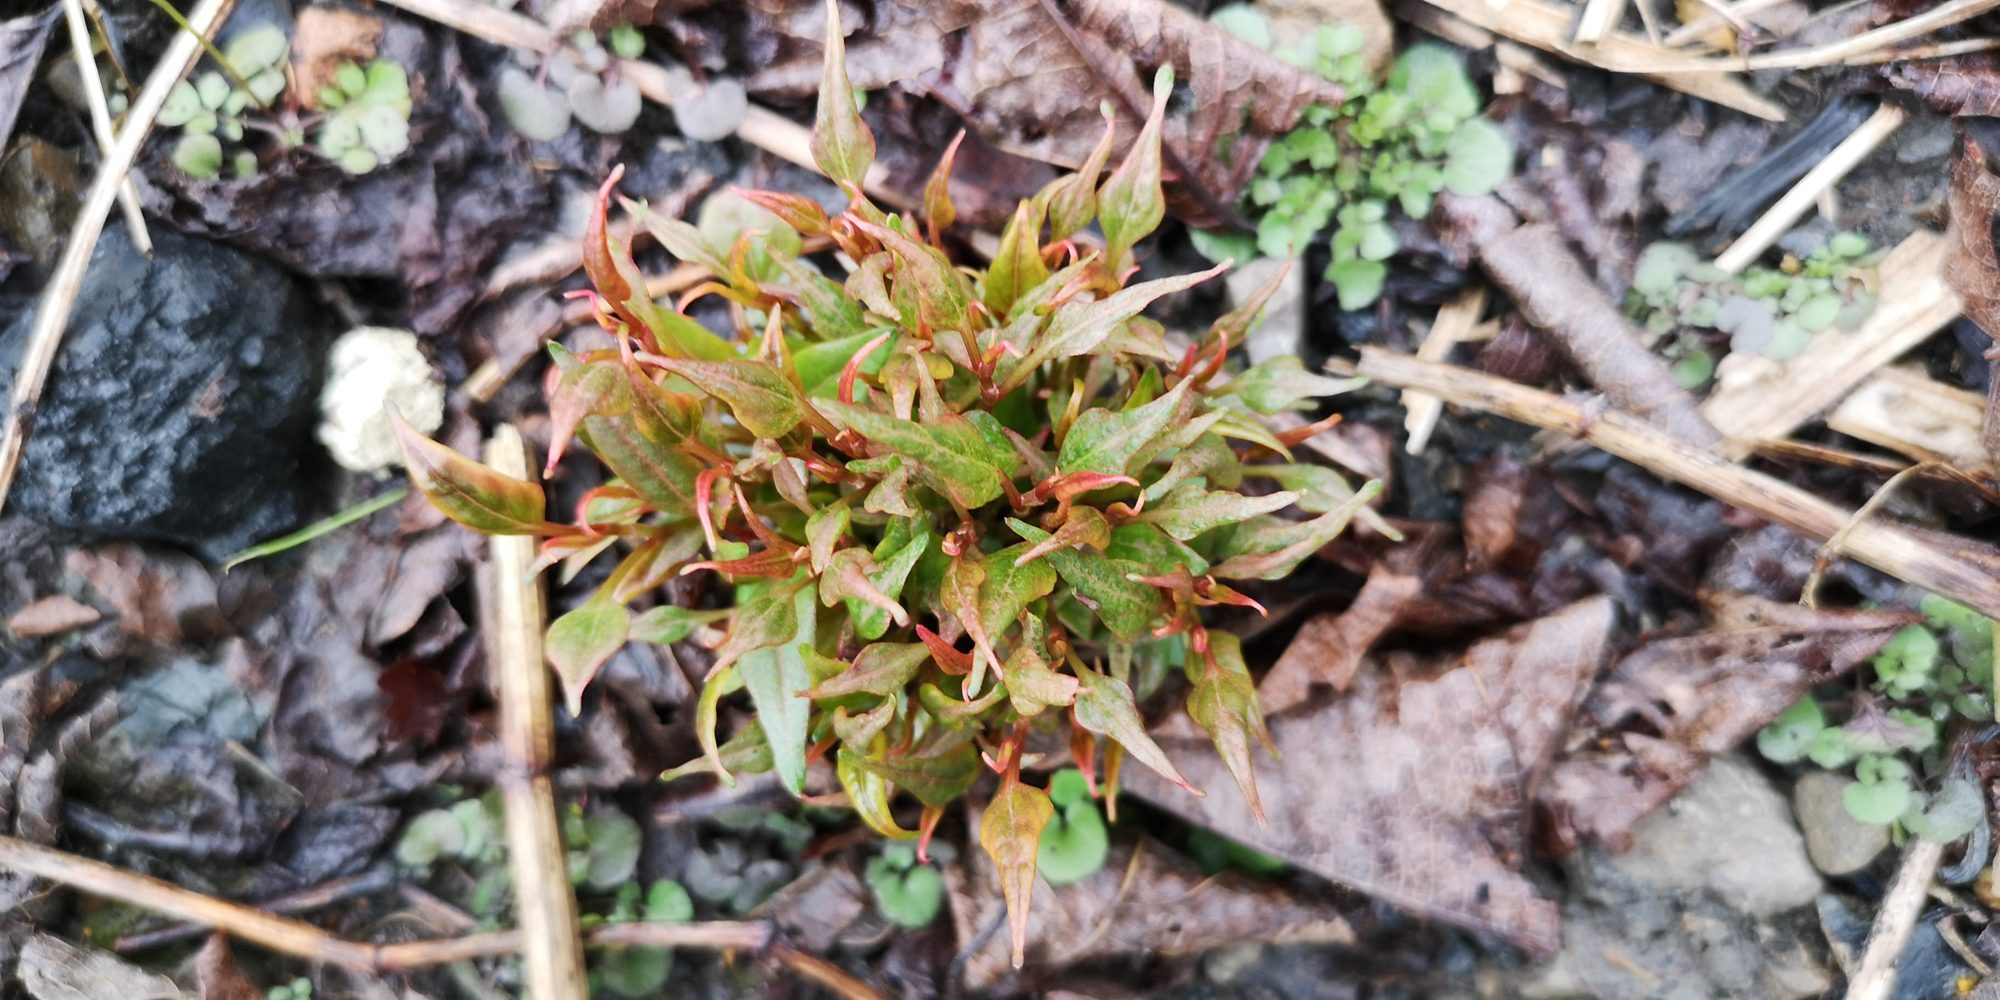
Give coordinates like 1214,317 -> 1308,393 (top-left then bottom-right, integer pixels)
850,732 -> 981,808
986,199 -> 1051,317
810,0 -> 875,189
1442,118 -> 1512,197
598,947 -> 670,998
1209,480 -> 1380,579
804,499 -> 851,574
1906,778 -> 1984,843
865,846 -> 945,928
159,82 -> 204,126
736,584 -> 818,794
1058,380 -> 1190,477
222,487 -> 406,571
1326,257 -> 1387,311
1187,631 -> 1274,822
1073,668 -> 1196,792
547,597 -> 632,716
980,779 -> 1055,969
172,133 -> 224,178
630,605 -> 730,646
1003,636 -> 1077,717
1037,774 -> 1109,886
1754,697 -> 1826,765
1843,776 -> 1911,826
580,413 -> 703,518
1389,44 -> 1479,120
1098,66 -> 1171,271
1010,266 -> 1227,381
644,358 -> 807,439
1225,356 -> 1366,414
853,531 -> 929,640
818,400 -> 1008,508
396,809 -> 465,867
581,810 -> 643,889
392,412 -> 546,533
1138,483 -> 1298,541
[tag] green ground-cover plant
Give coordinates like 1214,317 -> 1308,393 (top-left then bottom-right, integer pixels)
394,0 -> 1376,966
1758,594 -> 1996,840
1195,11 -> 1513,310
158,24 -> 414,178
498,27 -> 647,140
1628,232 -> 1882,386
394,795 -> 697,997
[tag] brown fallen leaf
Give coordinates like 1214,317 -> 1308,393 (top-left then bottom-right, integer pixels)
947,834 -> 1354,992
1537,592 -> 1913,854
6,595 -> 102,639
66,545 -> 226,653
1257,563 -> 1419,715
1942,133 -> 2000,459
745,0 -> 1346,221
1129,596 -> 1617,954
192,934 -> 262,1000
290,6 -> 383,110
16,934 -> 181,1000
1882,51 -> 2000,117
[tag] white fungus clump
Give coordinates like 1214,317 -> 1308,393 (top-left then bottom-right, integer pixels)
317,326 -> 444,473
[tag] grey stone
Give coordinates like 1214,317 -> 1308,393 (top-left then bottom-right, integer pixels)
1,222 -> 330,558
1794,770 -> 1890,876
1605,754 -> 1823,916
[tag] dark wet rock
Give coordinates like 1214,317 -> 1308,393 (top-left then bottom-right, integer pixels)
0,222 -> 330,559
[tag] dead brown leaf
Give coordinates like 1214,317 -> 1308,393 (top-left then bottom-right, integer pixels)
16,934 -> 181,1000
1943,133 -> 2000,458
947,834 -> 1354,991
1258,564 -> 1419,715
1882,52 -> 2000,117
1129,596 -> 1618,954
366,529 -> 473,646
745,0 -> 1347,222
192,935 -> 261,1000
291,6 -> 383,110
67,545 -> 226,653
1536,592 -> 1913,854
6,595 -> 101,639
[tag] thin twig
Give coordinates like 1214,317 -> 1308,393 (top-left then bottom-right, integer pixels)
1615,0 -> 2000,71
1341,348 -> 2000,619
1664,0 -> 1781,48
115,866 -> 399,952
483,424 -> 588,1000
0,834 -> 777,972
1846,837 -> 1946,1000
59,0 -> 150,254
1403,287 -> 1486,454
1714,104 -> 1906,274
1800,463 -> 1930,609
0,0 -> 239,512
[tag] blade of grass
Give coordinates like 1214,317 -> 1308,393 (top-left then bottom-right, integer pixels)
221,487 -> 408,571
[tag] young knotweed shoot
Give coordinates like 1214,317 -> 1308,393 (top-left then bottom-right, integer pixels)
396,0 -> 1374,969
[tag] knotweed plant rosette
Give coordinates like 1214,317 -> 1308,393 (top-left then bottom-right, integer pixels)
394,1 -> 1376,967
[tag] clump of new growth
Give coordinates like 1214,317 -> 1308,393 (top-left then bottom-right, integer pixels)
1197,11 -> 1513,310
1758,595 -> 1996,839
395,0 -> 1375,968
498,27 -> 647,139
159,24 -> 415,179
1628,232 -> 1882,386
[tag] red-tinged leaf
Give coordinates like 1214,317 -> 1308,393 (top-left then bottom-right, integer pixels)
392,412 -> 547,534
1187,631 -> 1275,822
1208,257 -> 1290,348
943,553 -> 994,685
818,400 -> 1008,509
925,130 -> 965,243
918,680 -> 1008,723
980,778 -> 1055,969
1007,520 -> 1163,642
852,530 -> 928,640
682,546 -> 803,580
630,604 -> 731,646
1002,639 -> 1077,717
1042,104 -> 1116,243
986,199 -> 1051,318
811,0 -> 874,190
730,186 -> 830,237
853,731 -> 982,808
818,547 -> 910,627
833,699 -> 896,745
546,597 -> 631,717
804,498 -> 850,574
623,195 -> 730,274
581,413 -> 702,518
839,747 -> 917,839
1073,668 -> 1197,795
916,623 -> 973,676
643,357 -> 809,439
662,710 -> 772,784
1138,484 -> 1299,541
625,368 -> 702,444
1057,380 -> 1191,477
1098,67 -> 1171,273
708,589 -> 800,674
775,257 -> 871,342
584,167 -> 635,319
850,217 -> 974,336
1013,506 -> 1111,566
1223,356 -> 1366,415
608,524 -> 708,602
803,642 -> 931,699
1045,471 -> 1140,504
547,361 -> 631,475
1008,264 -> 1226,386
1209,480 -> 1381,580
